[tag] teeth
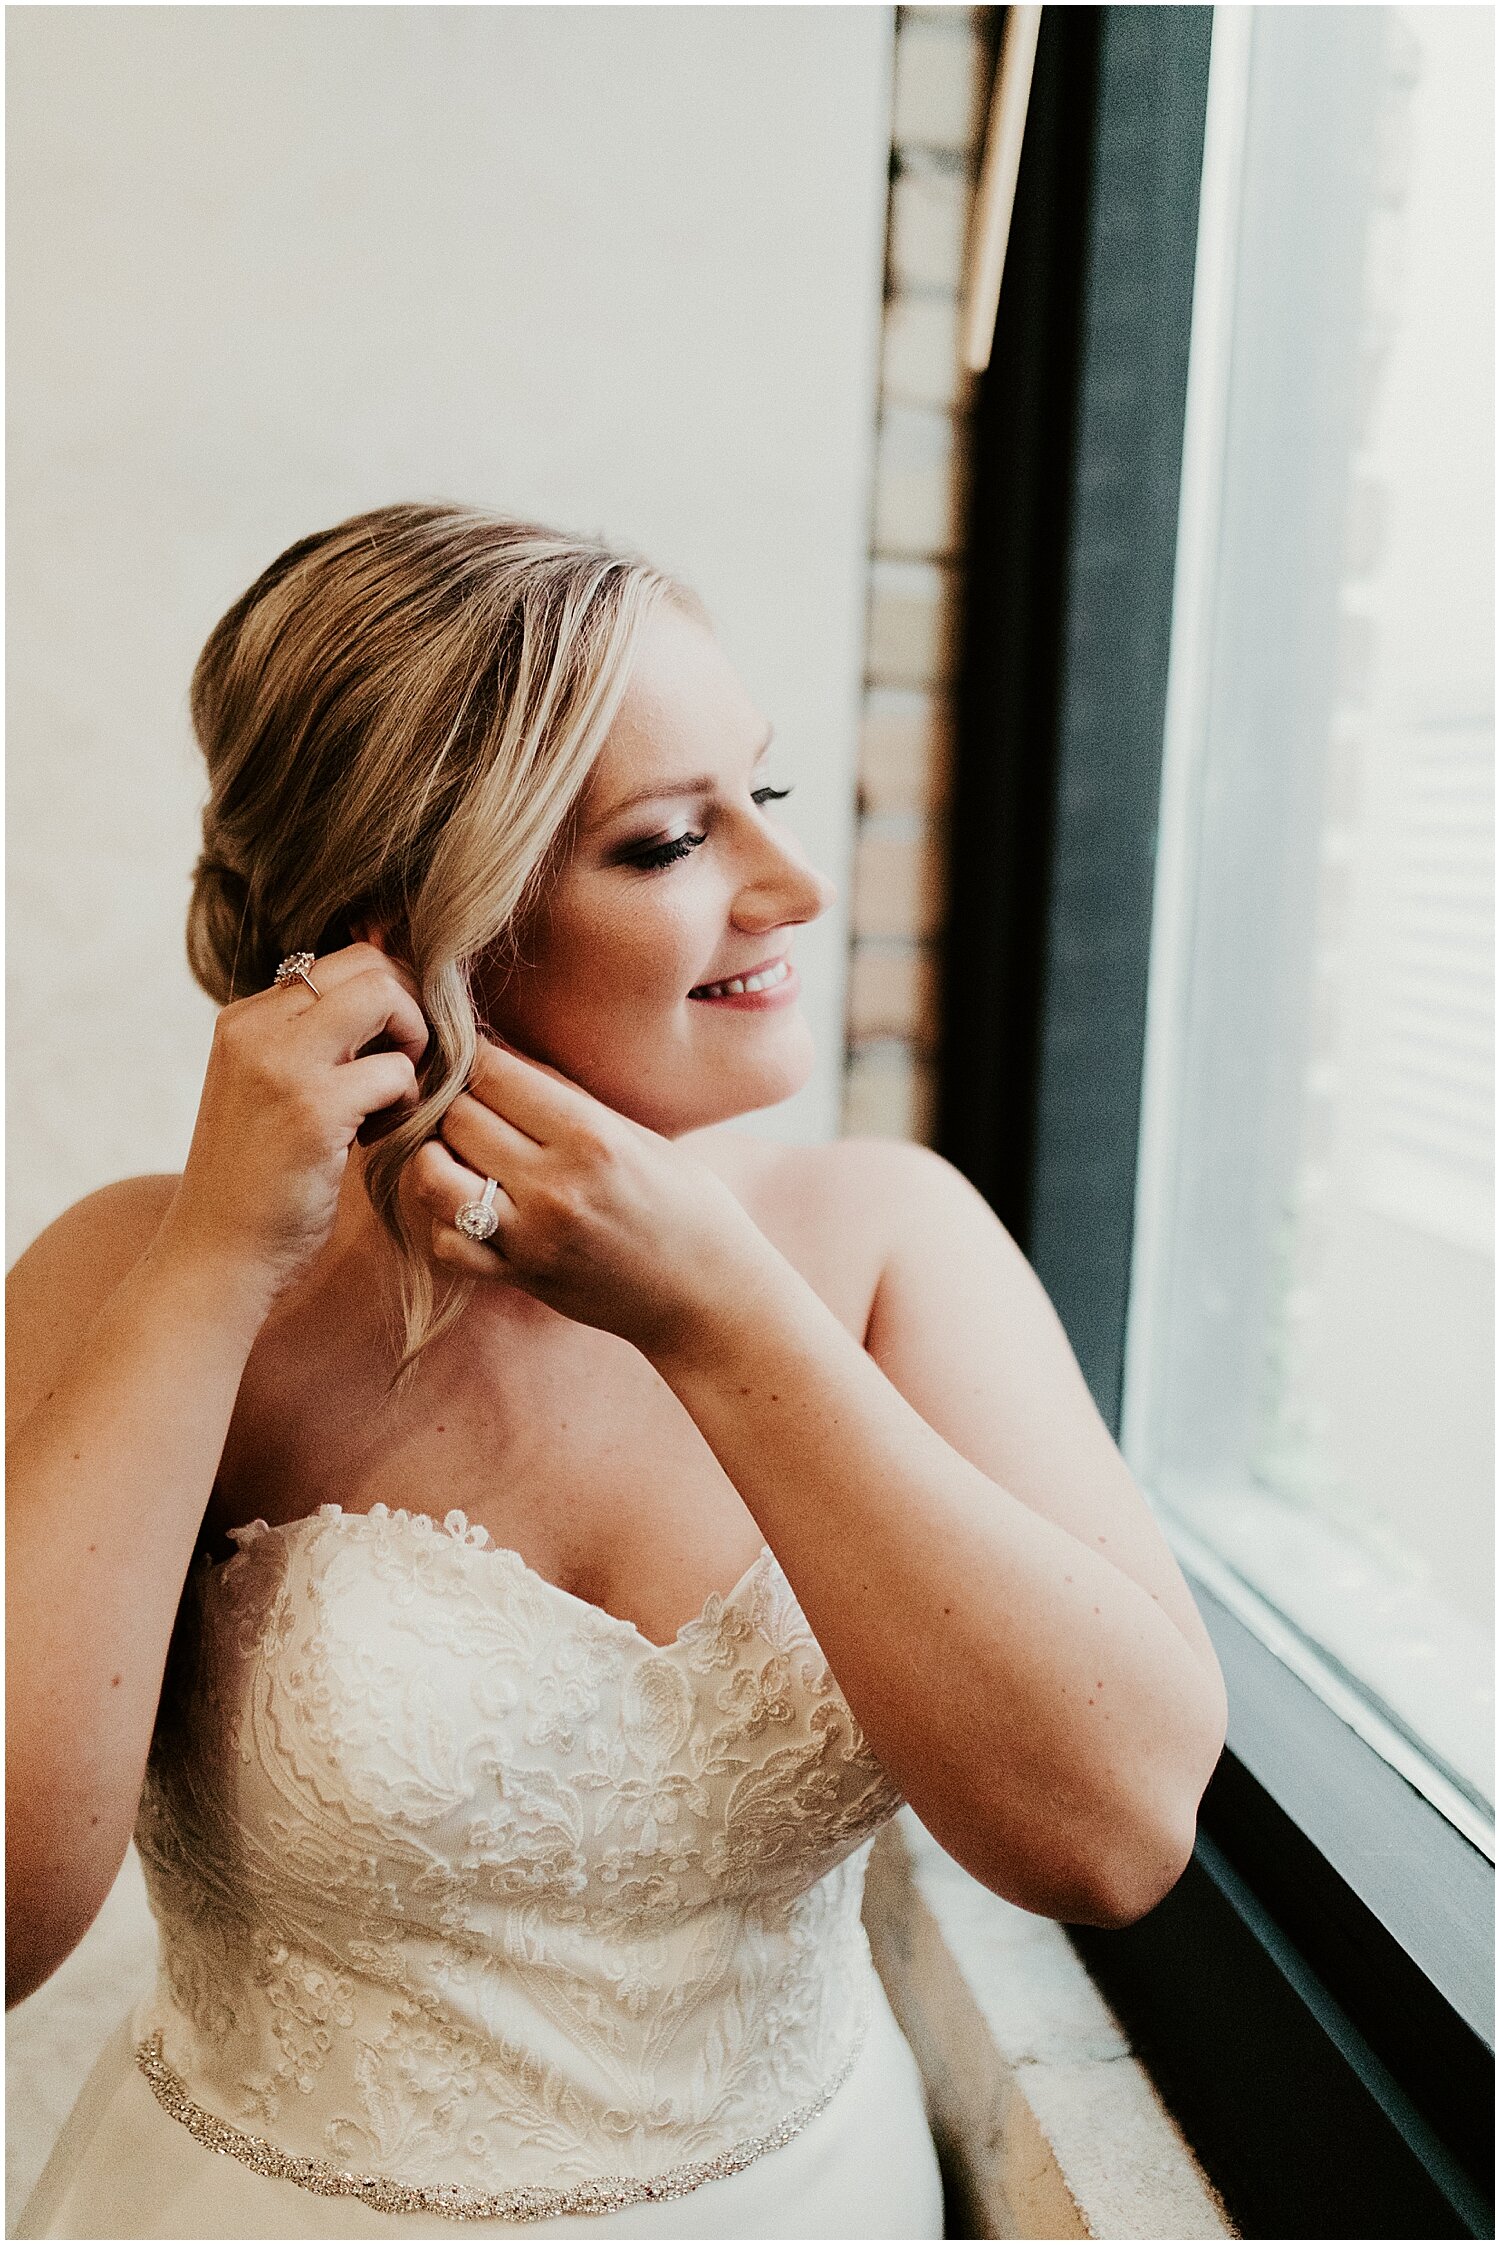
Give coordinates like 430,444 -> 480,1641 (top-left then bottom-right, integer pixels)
693,960 -> 790,1000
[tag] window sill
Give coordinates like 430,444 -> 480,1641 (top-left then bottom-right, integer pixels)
1060,1569 -> 1492,2238
863,1811 -> 1235,2240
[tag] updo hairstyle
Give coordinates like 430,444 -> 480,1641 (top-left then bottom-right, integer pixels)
186,501 -> 677,1371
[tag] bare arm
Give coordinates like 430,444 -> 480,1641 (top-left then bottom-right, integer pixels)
415,1049 -> 1228,1929
5,945 -> 428,2006
644,1142 -> 1227,1925
6,1188 -> 271,2006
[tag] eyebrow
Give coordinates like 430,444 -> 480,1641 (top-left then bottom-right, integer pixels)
586,727 -> 774,832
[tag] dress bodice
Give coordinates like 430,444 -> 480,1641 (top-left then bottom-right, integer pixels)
132,1502 -> 903,2222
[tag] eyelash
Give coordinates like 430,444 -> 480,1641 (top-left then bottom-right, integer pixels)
629,786 -> 792,872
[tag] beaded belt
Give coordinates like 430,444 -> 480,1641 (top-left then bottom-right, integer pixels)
133,2020 -> 868,2223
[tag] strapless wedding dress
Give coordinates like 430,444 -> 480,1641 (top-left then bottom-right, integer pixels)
18,1504 -> 942,2238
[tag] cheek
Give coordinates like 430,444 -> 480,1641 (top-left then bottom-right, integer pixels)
498,863 -> 727,1047
576,880 -> 712,1005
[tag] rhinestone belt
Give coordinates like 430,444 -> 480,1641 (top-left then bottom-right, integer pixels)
133,2021 -> 868,2222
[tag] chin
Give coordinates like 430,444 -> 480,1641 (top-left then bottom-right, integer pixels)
690,1014 -> 816,1129
589,1023 -> 816,1138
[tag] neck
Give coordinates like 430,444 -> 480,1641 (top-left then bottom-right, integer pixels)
262,1148 -> 400,1339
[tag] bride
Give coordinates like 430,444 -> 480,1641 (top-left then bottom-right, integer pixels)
7,503 -> 1227,2239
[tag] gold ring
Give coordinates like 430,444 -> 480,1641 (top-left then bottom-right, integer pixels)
274,952 -> 320,998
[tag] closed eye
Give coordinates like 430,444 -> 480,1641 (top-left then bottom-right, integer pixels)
629,831 -> 707,872
624,785 -> 793,873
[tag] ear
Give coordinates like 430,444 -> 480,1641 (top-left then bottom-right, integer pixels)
351,914 -> 391,954
349,913 -> 421,993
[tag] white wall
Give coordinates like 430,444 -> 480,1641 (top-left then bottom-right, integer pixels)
4,9 -> 894,2216
7,4 -> 894,1256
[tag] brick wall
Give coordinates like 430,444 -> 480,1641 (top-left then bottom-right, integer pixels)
843,6 -> 991,1143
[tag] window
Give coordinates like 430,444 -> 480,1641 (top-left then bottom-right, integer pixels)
1123,4 -> 1494,1848
938,8 -> 1493,2231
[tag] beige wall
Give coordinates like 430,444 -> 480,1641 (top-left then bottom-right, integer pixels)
7,4 -> 895,1256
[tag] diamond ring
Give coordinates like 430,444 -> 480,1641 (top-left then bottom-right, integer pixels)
273,952 -> 320,998
454,1178 -> 501,1243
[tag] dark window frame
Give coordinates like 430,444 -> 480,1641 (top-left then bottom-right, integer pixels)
1073,1584 -> 1494,2240
936,9 -> 1495,2236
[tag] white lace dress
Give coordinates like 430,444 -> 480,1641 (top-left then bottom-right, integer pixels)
18,1505 -> 943,2239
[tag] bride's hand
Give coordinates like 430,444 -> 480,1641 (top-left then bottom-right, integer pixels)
403,1037 -> 776,1356
158,942 -> 430,1315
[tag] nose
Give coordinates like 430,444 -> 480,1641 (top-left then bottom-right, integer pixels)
731,818 -> 837,933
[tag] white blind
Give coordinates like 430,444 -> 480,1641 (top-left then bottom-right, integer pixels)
1358,719 -> 1494,1252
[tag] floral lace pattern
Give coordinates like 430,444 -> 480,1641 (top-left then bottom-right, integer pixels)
134,1505 -> 902,2206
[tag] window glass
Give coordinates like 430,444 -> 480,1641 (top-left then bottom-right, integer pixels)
1126,5 -> 1493,1838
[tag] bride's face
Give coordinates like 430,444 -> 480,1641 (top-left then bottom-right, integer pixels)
478,601 -> 835,1136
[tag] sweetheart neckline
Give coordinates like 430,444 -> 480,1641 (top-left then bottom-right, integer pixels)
208,1501 -> 778,1658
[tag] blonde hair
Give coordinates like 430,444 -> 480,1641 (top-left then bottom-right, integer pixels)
187,501 -> 677,1373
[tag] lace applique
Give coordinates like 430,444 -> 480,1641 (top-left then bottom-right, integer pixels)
136,1504 -> 901,2211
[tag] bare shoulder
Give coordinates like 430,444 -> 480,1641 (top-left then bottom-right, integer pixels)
686,1129 -> 981,1285
761,1131 -> 980,1208
690,1125 -> 962,1212
7,1175 -> 181,1431
9,1173 -> 181,1283
813,1134 -> 971,1204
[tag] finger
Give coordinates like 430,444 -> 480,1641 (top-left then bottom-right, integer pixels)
294,968 -> 431,1071
429,1216 -> 513,1280
252,944 -> 429,1062
337,1050 -> 421,1129
440,1090 -> 542,1177
324,938 -> 425,1001
255,940 -> 424,1013
406,1135 -> 520,1237
466,1037 -> 601,1143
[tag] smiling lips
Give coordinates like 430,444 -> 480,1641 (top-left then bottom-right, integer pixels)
688,957 -> 797,1006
